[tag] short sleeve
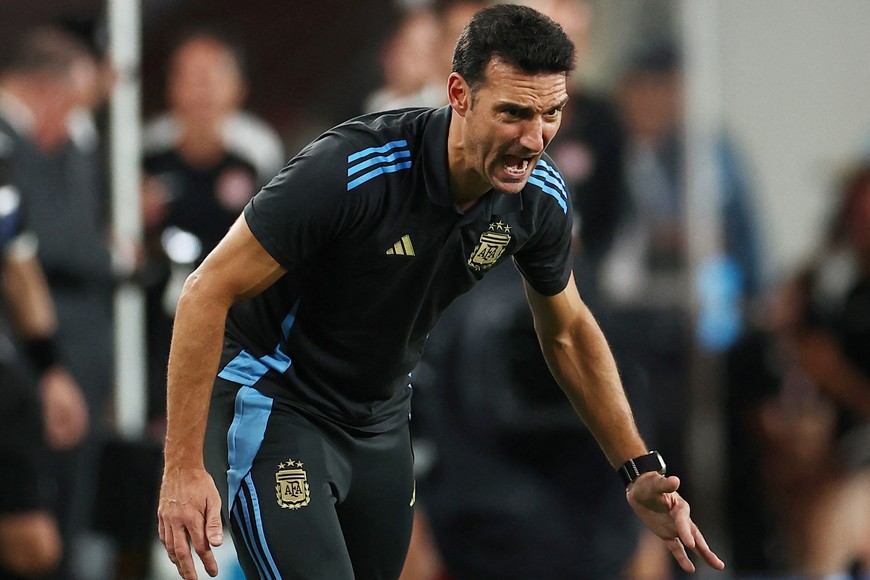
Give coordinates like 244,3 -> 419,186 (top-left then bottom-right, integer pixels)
244,132 -> 356,269
513,159 -> 575,296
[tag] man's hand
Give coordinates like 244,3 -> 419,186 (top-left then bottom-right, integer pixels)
626,472 -> 725,573
158,466 -> 224,579
39,367 -> 88,450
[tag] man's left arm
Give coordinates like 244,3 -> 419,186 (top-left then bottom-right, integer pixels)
523,274 -> 725,574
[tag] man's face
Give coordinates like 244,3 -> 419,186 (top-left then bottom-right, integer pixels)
167,38 -> 245,126
458,59 -> 568,195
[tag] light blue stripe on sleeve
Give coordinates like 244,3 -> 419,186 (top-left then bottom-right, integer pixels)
347,139 -> 408,162
347,161 -> 412,191
530,169 -> 568,204
536,159 -> 568,191
528,176 -> 568,214
348,149 -> 411,177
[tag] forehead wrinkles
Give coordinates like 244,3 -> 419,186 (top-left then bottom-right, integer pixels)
482,60 -> 568,110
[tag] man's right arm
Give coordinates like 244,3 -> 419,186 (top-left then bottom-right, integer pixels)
158,215 -> 285,580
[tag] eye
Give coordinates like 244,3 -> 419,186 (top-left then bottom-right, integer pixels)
543,107 -> 562,120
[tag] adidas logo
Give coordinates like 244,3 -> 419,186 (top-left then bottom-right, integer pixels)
386,235 -> 415,256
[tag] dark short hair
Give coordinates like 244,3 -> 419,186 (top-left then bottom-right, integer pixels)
1,26 -> 92,78
451,4 -> 575,91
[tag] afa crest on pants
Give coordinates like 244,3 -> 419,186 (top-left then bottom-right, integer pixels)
275,459 -> 310,509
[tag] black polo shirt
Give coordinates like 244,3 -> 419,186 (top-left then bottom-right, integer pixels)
219,106 -> 573,431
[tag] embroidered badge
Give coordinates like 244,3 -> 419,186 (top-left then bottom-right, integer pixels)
275,459 -> 310,509
467,221 -> 511,271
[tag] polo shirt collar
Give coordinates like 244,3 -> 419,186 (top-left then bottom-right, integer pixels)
420,105 -> 523,217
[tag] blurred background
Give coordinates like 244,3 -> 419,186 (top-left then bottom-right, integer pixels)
0,0 -> 867,579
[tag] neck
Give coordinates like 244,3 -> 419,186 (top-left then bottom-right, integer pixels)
174,118 -> 226,168
447,111 -> 490,211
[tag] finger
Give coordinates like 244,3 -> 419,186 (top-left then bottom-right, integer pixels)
206,498 -> 224,547
203,496 -> 224,577
192,536 -> 217,578
189,519 -> 218,578
656,475 -> 681,494
665,537 -> 696,574
157,514 -> 166,546
172,525 -> 197,580
674,505 -> 696,550
163,521 -> 177,565
691,523 -> 726,570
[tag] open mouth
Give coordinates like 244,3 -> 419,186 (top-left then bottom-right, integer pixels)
503,155 -> 530,178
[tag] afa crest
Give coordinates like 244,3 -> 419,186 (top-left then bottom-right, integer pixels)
275,459 -> 310,509
468,221 -> 512,271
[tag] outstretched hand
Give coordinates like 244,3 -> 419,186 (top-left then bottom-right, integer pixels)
158,466 -> 224,580
626,473 -> 725,574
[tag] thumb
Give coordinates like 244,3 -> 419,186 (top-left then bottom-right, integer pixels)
206,499 -> 224,546
659,475 -> 680,492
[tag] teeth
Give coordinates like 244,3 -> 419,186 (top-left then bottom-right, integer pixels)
505,159 -> 529,176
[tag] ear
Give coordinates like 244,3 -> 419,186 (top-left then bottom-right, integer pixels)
447,72 -> 471,116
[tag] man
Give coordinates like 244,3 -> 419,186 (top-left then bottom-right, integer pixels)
0,174 -> 86,580
0,25 -> 112,579
158,6 -> 725,579
0,28 -> 90,578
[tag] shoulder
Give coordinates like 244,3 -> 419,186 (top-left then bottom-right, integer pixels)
322,108 -> 436,191
524,154 -> 571,215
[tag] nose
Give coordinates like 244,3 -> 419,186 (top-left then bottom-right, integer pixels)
518,118 -> 544,154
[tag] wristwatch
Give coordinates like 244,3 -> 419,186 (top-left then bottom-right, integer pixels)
618,451 -> 666,487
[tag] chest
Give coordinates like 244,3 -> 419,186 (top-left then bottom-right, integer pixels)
330,187 -> 530,284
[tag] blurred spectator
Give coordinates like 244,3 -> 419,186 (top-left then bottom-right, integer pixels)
432,0 -> 491,90
140,27 -> 285,432
363,7 -> 443,113
364,1 -> 489,117
725,163 -> 870,577
532,0 -> 627,312
0,25 -> 113,580
600,41 -> 762,490
0,168 -> 86,579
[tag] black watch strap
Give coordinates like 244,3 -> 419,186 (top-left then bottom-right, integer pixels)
618,451 -> 666,487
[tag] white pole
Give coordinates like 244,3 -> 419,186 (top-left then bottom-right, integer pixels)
108,0 -> 146,439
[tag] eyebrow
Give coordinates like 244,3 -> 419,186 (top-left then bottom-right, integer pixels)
496,96 -> 570,115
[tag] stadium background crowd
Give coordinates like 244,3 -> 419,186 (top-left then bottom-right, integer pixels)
0,0 -> 868,578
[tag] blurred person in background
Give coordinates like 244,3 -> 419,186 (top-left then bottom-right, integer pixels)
432,0 -> 491,93
604,38 -> 762,491
140,26 -> 285,438
0,170 -> 84,579
0,148 -> 88,578
363,7 -> 444,114
0,25 -> 113,580
739,163 -> 870,577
